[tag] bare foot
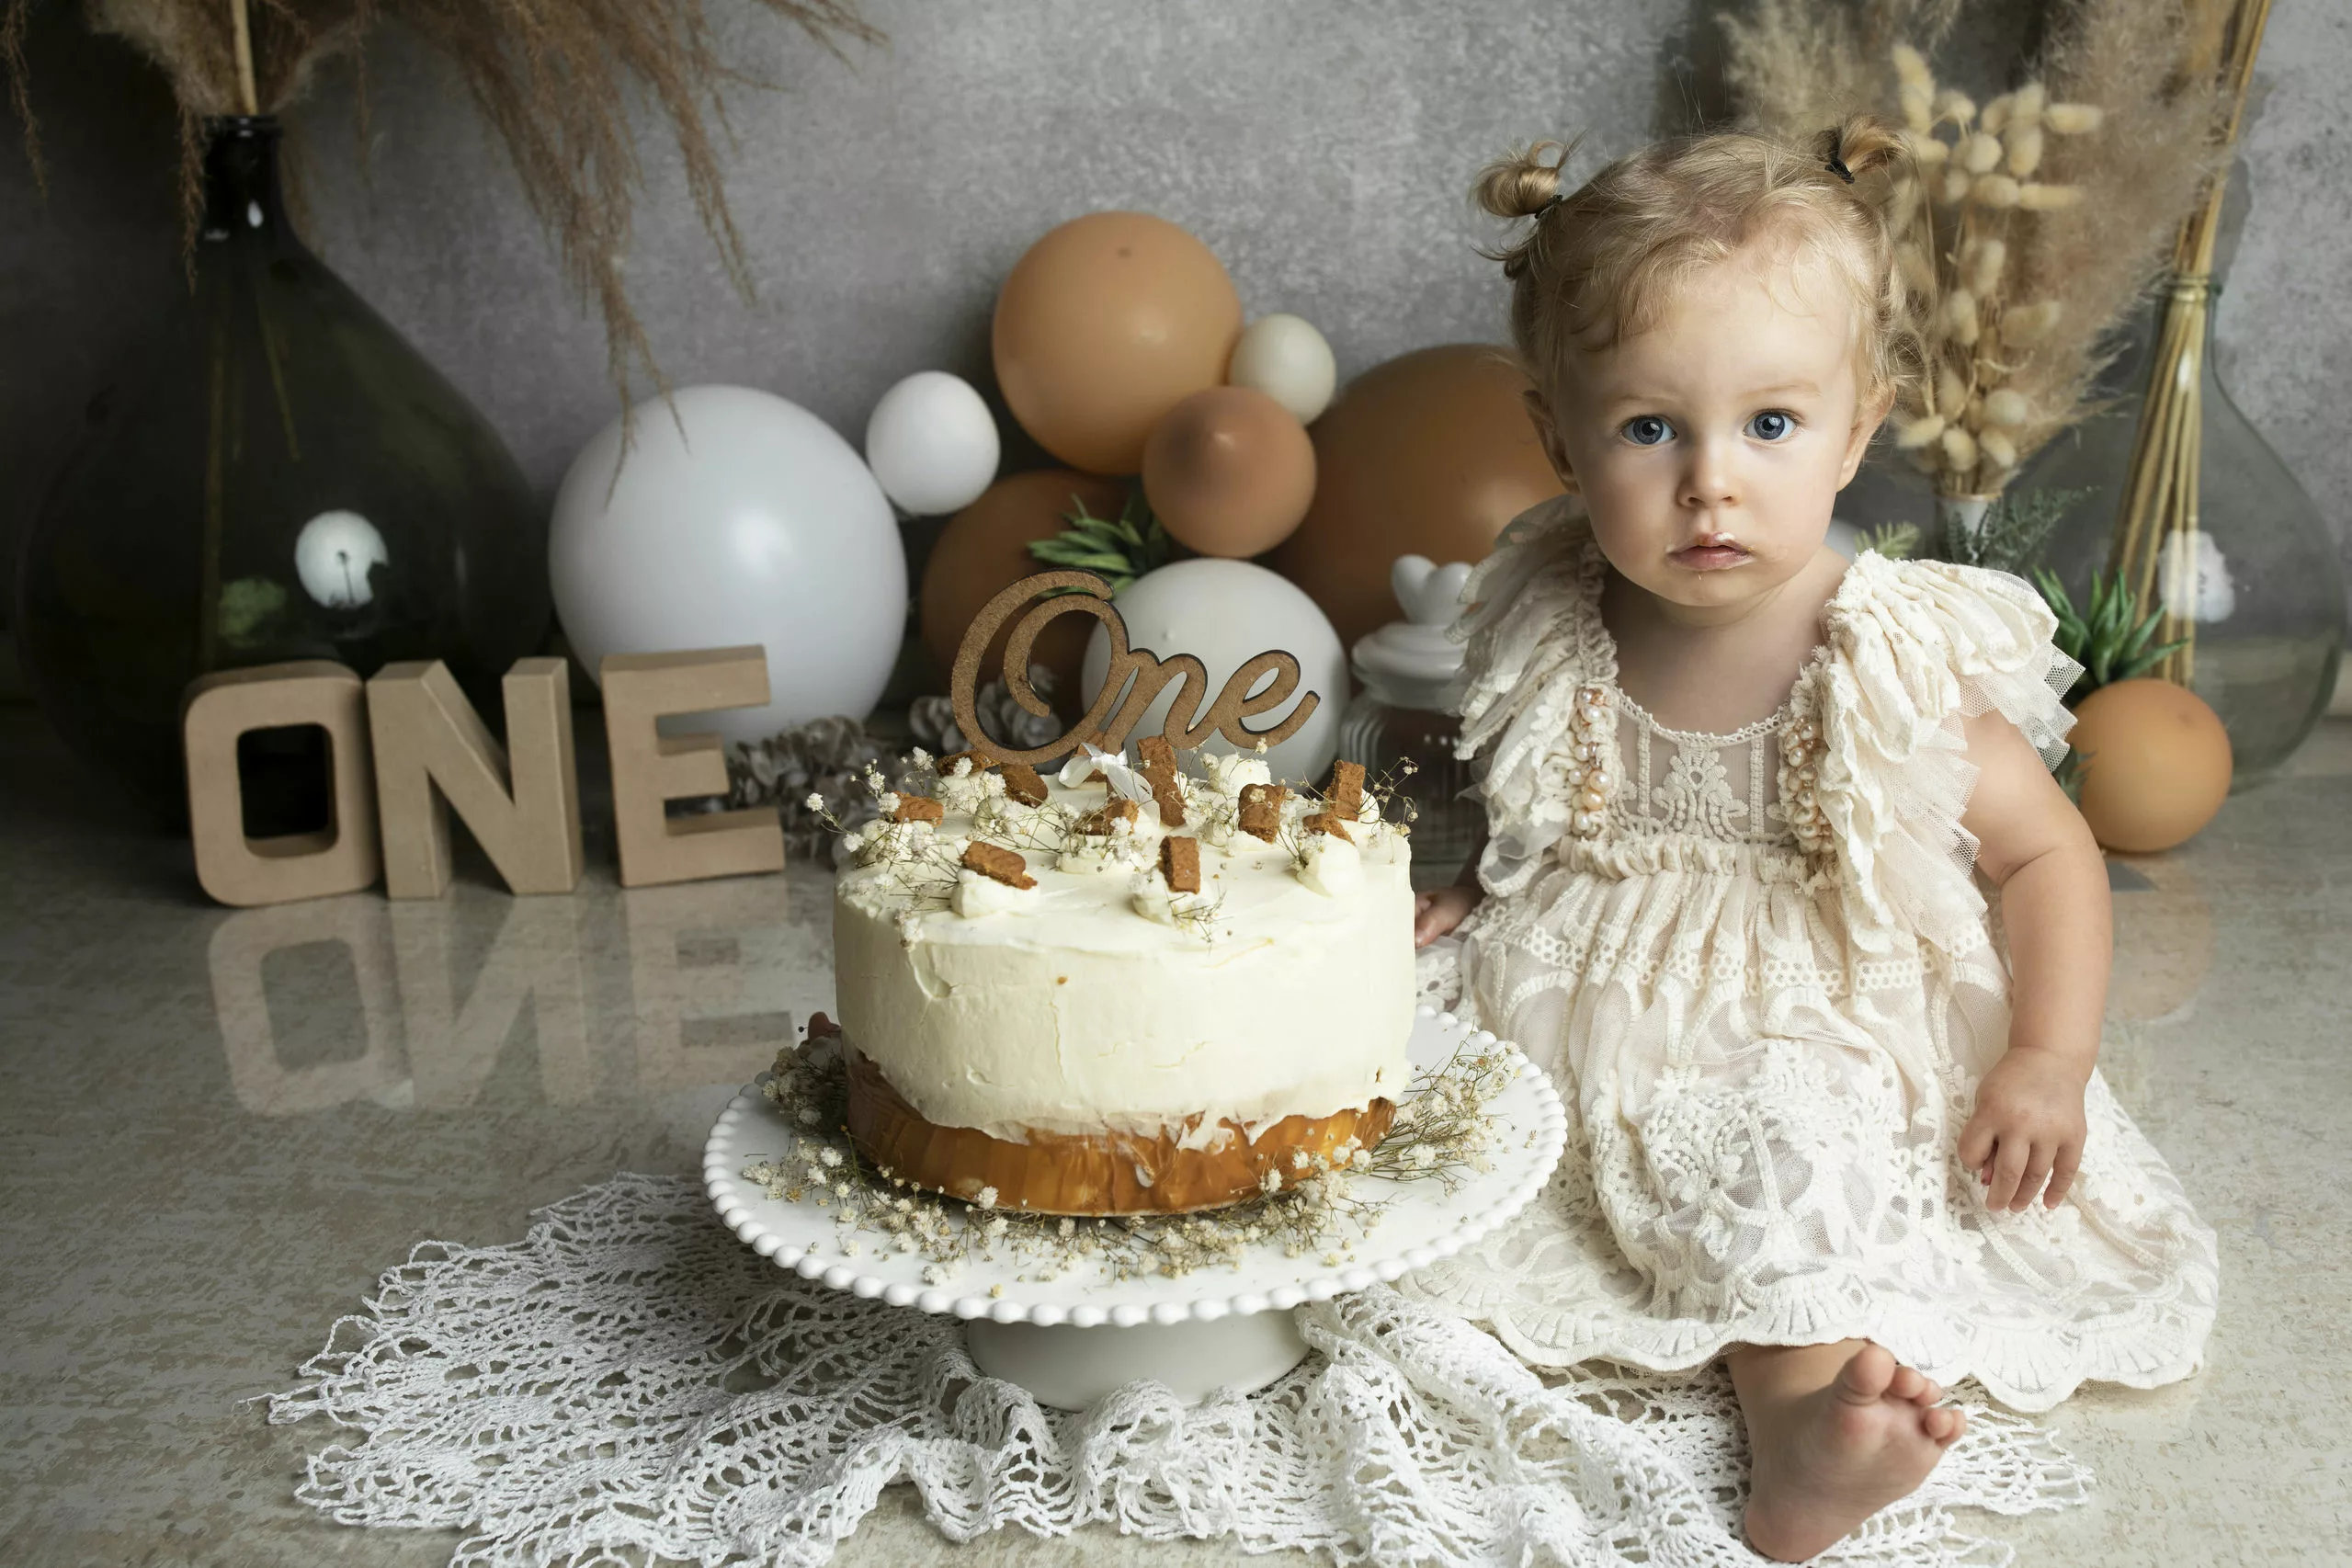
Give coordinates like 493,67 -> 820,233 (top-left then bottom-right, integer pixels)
1743,1344 -> 1966,1562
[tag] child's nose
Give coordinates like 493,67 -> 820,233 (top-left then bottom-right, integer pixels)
1680,441 -> 1739,510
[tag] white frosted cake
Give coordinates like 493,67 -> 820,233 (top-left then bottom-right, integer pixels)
830,742 -> 1415,1214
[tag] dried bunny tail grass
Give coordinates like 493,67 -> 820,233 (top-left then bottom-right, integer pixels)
2003,0 -> 2230,461
6,0 -> 880,401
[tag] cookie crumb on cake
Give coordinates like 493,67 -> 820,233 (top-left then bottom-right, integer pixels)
961,841 -> 1037,889
891,794 -> 946,824
1160,835 -> 1201,892
1137,736 -> 1187,826
1328,759 -> 1367,821
1238,783 -> 1291,842
1302,811 -> 1352,843
1077,798 -> 1142,835
1001,763 -> 1050,806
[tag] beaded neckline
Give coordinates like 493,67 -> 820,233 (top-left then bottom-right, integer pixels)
1570,537 -> 1846,744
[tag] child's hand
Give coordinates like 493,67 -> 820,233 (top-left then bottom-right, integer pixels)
1957,1048 -> 2091,1212
1414,885 -> 1483,949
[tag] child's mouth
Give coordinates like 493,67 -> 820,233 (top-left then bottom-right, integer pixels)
1670,542 -> 1752,571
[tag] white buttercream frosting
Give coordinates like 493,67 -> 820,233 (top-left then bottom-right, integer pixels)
949,868 -> 1038,918
1202,753 -> 1273,797
1296,834 -> 1363,897
834,775 -> 1415,1142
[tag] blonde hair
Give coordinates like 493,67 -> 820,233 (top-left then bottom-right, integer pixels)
1472,115 -> 1918,415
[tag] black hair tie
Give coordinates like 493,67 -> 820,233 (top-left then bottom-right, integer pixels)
1824,129 -> 1856,184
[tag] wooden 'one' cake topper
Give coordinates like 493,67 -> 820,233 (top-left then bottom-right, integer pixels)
949,570 -> 1321,767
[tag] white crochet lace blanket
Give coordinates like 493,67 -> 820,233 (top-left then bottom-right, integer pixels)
265,1174 -> 2089,1567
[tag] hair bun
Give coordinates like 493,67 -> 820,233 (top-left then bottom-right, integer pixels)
1820,113 -> 1910,184
1471,139 -> 1581,222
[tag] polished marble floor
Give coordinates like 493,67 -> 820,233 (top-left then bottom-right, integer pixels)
1,707 -> 2346,1566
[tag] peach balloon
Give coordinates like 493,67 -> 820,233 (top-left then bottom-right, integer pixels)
1265,345 -> 1565,656
920,470 -> 1129,716
2070,678 -> 2233,854
1142,386 -> 1317,559
993,212 -> 1244,476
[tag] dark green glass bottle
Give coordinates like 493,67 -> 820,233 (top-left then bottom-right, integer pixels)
16,115 -> 549,828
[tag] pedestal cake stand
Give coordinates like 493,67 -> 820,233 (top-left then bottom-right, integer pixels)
704,1006 -> 1565,1408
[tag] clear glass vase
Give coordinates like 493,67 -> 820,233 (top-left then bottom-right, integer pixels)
2027,285 -> 2343,790
15,116 -> 550,829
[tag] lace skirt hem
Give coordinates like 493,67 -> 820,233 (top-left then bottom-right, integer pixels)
1401,1277 -> 2216,1415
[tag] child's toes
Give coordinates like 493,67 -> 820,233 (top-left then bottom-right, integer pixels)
1923,1406 -> 1966,1445
1905,1376 -> 1945,1409
1835,1343 -> 1899,1404
1886,1364 -> 1926,1403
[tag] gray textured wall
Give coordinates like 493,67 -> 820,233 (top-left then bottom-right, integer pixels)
5,0 -> 2347,664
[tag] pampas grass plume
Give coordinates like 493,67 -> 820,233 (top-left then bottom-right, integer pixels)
1962,131 -> 2004,173
2046,102 -> 2104,134
1979,428 -> 2018,470
1975,174 -> 2022,208
1941,167 -> 1973,205
1934,88 -> 1977,125
1893,43 -> 1932,89
2010,82 -> 2046,130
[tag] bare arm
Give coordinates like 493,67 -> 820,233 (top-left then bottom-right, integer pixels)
1412,822 -> 1489,947
1954,710 -> 2109,1210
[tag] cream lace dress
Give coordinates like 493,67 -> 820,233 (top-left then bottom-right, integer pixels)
1409,496 -> 2218,1413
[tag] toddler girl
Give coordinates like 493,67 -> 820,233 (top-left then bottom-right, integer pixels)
1411,117 -> 2216,1560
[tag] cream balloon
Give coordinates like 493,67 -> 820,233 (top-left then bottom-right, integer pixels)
1079,559 -> 1345,785
1227,313 -> 1337,425
551,385 -> 906,742
864,370 -> 1001,516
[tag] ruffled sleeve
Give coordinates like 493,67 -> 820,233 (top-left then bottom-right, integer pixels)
1449,494 -> 1606,897
1803,552 -> 2083,957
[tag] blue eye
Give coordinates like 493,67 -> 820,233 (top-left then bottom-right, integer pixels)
1748,410 -> 1796,441
1621,415 -> 1675,447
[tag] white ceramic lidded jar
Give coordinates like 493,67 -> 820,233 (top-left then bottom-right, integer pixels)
1336,556 -> 1482,890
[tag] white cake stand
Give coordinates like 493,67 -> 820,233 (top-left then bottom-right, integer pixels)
704,1006 -> 1565,1409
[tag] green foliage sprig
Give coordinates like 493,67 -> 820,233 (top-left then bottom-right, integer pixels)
2035,567 -> 2187,704
1940,487 -> 2089,576
1025,488 -> 1176,595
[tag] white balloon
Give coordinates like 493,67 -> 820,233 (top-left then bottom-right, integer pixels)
551,385 -> 906,743
1080,559 -> 1346,786
863,370 -> 1001,516
1227,313 -> 1337,425
292,509 -> 389,608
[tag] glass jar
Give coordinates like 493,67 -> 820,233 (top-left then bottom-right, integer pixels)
2027,282 -> 2344,789
15,116 -> 549,828
1335,561 -> 1479,890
